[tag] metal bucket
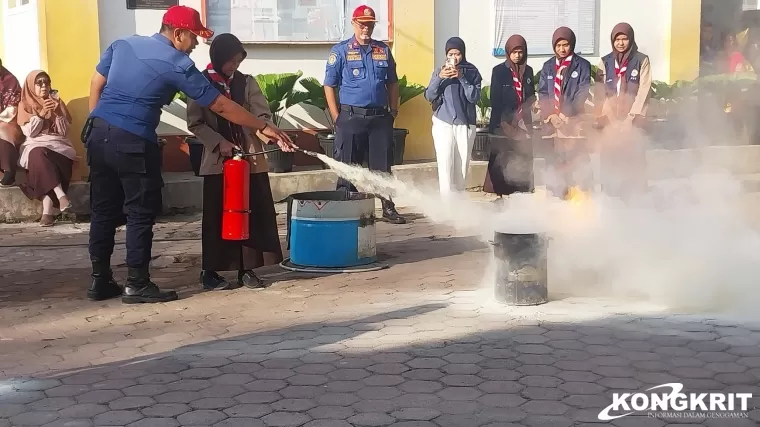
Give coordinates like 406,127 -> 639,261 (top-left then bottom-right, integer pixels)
287,190 -> 377,268
491,231 -> 548,306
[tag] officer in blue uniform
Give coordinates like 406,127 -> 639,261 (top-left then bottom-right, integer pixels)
323,5 -> 405,224
86,5 -> 295,304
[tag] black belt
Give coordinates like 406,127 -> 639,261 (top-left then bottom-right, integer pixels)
341,105 -> 388,116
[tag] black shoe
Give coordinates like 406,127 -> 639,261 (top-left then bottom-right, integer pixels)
238,270 -> 265,289
0,169 -> 15,187
122,266 -> 178,304
381,200 -> 406,224
87,262 -> 123,301
200,270 -> 235,290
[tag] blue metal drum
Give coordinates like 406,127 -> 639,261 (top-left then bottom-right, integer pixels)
287,191 -> 377,268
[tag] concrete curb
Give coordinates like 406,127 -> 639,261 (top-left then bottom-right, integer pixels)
3,145 -> 760,222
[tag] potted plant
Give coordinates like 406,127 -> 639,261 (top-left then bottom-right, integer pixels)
254,71 -> 307,173
157,91 -> 201,174
394,75 -> 425,165
298,77 -> 335,163
472,85 -> 491,161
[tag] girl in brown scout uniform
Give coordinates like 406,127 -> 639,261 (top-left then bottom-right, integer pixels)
187,34 -> 284,291
594,23 -> 652,199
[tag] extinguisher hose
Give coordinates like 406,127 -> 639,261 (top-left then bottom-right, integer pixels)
231,147 -> 283,157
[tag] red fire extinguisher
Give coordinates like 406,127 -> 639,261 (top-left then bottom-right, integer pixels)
222,154 -> 250,240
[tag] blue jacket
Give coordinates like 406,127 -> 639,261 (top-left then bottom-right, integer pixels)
600,51 -> 647,98
488,62 -> 535,134
537,55 -> 591,118
424,66 -> 482,126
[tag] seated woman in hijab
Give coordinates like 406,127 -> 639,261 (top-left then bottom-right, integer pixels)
0,60 -> 23,186
483,35 -> 535,202
424,37 -> 482,197
17,70 -> 77,227
187,33 -> 283,291
537,27 -> 592,198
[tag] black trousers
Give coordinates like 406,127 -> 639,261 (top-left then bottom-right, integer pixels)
333,107 -> 393,193
86,118 -> 163,268
540,137 -> 593,198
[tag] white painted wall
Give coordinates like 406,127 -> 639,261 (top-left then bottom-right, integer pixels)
436,0 -> 676,85
97,0 -> 331,134
2,0 -> 41,82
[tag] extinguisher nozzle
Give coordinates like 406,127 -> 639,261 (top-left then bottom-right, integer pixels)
295,147 -> 320,158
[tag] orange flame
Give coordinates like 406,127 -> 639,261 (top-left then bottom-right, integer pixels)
565,186 -> 589,203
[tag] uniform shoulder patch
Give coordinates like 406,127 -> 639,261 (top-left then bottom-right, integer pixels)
328,52 -> 337,66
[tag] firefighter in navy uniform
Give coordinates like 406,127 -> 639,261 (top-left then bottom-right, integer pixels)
86,5 -> 294,304
323,5 -> 405,224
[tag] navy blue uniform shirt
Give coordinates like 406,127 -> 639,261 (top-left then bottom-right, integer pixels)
323,37 -> 398,108
537,55 -> 591,118
91,33 -> 219,142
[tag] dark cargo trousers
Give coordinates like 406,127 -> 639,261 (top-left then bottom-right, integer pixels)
85,118 -> 163,268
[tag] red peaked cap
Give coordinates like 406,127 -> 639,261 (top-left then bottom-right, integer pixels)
162,5 -> 214,39
352,5 -> 377,23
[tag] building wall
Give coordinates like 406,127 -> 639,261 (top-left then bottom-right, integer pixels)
1,0 -> 42,79
39,0 -> 101,181
98,0 -> 331,133
61,0 -> 700,165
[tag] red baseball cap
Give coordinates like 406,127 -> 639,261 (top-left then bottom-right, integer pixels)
352,5 -> 377,23
162,5 -> 214,39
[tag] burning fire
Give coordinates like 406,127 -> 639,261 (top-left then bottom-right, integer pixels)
565,186 -> 590,203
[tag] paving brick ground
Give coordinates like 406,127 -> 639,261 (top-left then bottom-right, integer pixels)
1,198 -> 760,426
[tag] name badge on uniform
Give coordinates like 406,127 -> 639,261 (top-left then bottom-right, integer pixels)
371,46 -> 387,60
346,49 -> 361,61
571,71 -> 579,78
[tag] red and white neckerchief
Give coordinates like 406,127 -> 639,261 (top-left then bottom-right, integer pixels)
206,63 -> 231,98
511,68 -> 526,129
553,55 -> 573,113
614,59 -> 628,95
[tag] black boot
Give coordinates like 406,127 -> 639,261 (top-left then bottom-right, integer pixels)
381,199 -> 406,224
200,270 -> 235,290
87,261 -> 123,301
0,167 -> 16,187
238,270 -> 265,289
122,266 -> 178,304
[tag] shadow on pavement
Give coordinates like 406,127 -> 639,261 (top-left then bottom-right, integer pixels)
377,236 -> 487,267
1,302 -> 760,426
0,234 -> 487,309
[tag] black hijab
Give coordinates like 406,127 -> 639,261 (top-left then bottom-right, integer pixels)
439,37 -> 481,121
204,33 -> 248,146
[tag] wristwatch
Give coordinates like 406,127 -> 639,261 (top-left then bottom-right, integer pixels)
259,122 -> 268,132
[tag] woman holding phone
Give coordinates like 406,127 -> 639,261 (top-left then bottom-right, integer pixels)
424,37 -> 482,197
17,70 -> 77,226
